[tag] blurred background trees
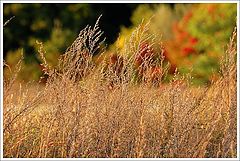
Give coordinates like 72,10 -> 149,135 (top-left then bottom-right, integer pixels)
3,3 -> 237,85
3,4 -> 138,81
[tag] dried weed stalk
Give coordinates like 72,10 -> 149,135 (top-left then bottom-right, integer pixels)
3,17 -> 237,158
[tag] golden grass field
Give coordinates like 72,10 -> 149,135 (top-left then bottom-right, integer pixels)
3,19 -> 237,158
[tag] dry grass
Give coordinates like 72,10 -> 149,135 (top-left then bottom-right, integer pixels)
3,18 -> 237,158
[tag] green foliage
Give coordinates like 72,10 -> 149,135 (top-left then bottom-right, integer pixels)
4,4 -> 93,81
187,4 -> 237,56
112,4 -> 180,53
4,49 -> 42,81
130,4 -> 154,26
4,4 -> 138,81
130,4 -> 192,40
108,3 -> 237,85
5,49 -> 23,66
3,3 -> 237,85
19,62 -> 42,81
185,4 -> 237,84
37,21 -> 74,68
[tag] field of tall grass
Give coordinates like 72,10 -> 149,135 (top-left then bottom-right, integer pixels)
3,17 -> 237,158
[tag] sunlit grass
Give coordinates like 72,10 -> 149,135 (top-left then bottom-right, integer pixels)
3,18 -> 237,158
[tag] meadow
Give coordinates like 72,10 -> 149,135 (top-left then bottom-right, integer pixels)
3,17 -> 237,158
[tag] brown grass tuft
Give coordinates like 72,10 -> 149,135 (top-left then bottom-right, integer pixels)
3,18 -> 237,158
